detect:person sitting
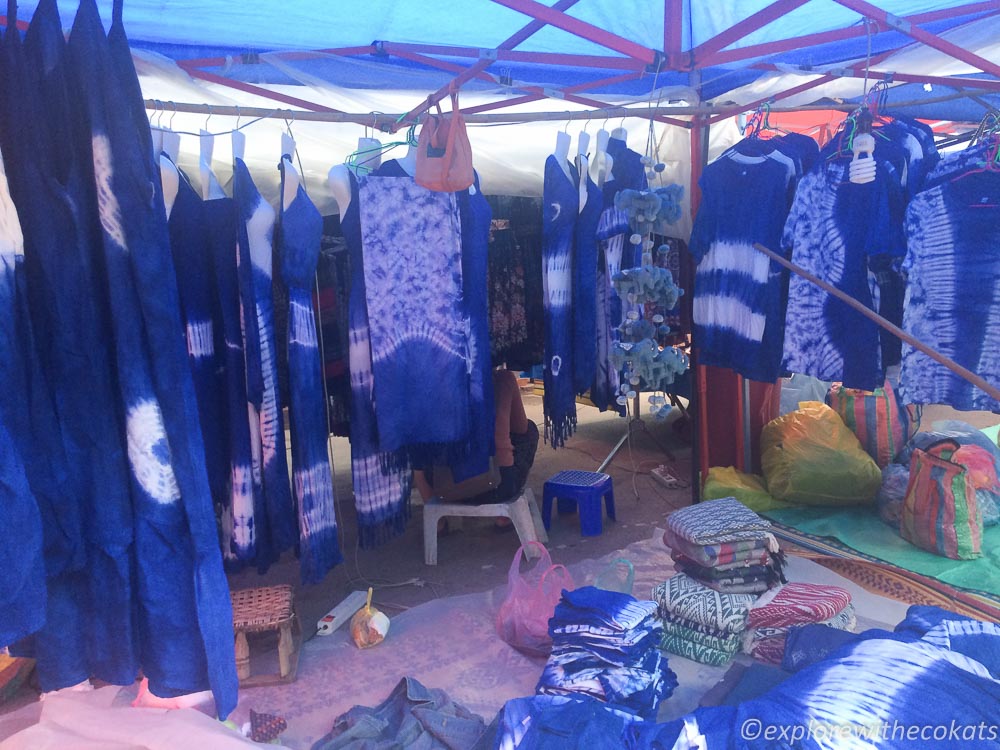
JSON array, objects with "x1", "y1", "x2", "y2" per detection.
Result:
[{"x1": 413, "y1": 368, "x2": 539, "y2": 529}]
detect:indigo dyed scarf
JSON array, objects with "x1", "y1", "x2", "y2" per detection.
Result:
[
  {"x1": 542, "y1": 155, "x2": 579, "y2": 446},
  {"x1": 204, "y1": 196, "x2": 260, "y2": 567},
  {"x1": 167, "y1": 168, "x2": 228, "y2": 507},
  {"x1": 358, "y1": 174, "x2": 470, "y2": 455},
  {"x1": 341, "y1": 169, "x2": 412, "y2": 547},
  {"x1": 68, "y1": 0, "x2": 238, "y2": 716},
  {"x1": 234, "y1": 159, "x2": 297, "y2": 569},
  {"x1": 277, "y1": 162, "x2": 343, "y2": 584}
]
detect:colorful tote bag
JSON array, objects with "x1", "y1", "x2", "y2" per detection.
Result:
[
  {"x1": 826, "y1": 380, "x2": 914, "y2": 468},
  {"x1": 900, "y1": 439, "x2": 983, "y2": 560}
]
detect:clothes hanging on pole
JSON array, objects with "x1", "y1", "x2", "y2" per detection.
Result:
[
  {"x1": 67, "y1": 0, "x2": 237, "y2": 715},
  {"x1": 358, "y1": 172, "x2": 471, "y2": 455},
  {"x1": 313, "y1": 218, "x2": 352, "y2": 438},
  {"x1": 485, "y1": 195, "x2": 544, "y2": 371},
  {"x1": 2, "y1": 1, "x2": 137, "y2": 690},
  {"x1": 233, "y1": 158, "x2": 297, "y2": 571},
  {"x1": 167, "y1": 165, "x2": 228, "y2": 508},
  {"x1": 900, "y1": 168, "x2": 1000, "y2": 412},
  {"x1": 276, "y1": 160, "x2": 343, "y2": 584},
  {"x1": 448, "y1": 173, "x2": 495, "y2": 482},
  {"x1": 542, "y1": 156, "x2": 579, "y2": 446},
  {"x1": 573, "y1": 155, "x2": 602, "y2": 396},
  {"x1": 341, "y1": 167, "x2": 413, "y2": 548},
  {"x1": 205, "y1": 194, "x2": 261, "y2": 567}
]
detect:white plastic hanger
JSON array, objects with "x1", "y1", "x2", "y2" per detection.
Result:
[
  {"x1": 280, "y1": 129, "x2": 300, "y2": 210},
  {"x1": 199, "y1": 124, "x2": 226, "y2": 200},
  {"x1": 231, "y1": 106, "x2": 246, "y2": 162}
]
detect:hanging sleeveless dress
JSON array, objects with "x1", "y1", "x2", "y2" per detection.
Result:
[
  {"x1": 542, "y1": 155, "x2": 579, "y2": 447},
  {"x1": 341, "y1": 167, "x2": 412, "y2": 547},
  {"x1": 167, "y1": 165, "x2": 228, "y2": 507},
  {"x1": 69, "y1": 0, "x2": 237, "y2": 716},
  {"x1": 277, "y1": 160, "x2": 343, "y2": 584},
  {"x1": 2, "y1": 1, "x2": 135, "y2": 689},
  {"x1": 0, "y1": 153, "x2": 46, "y2": 649},
  {"x1": 234, "y1": 159, "x2": 297, "y2": 572},
  {"x1": 573, "y1": 156, "x2": 602, "y2": 396},
  {"x1": 205, "y1": 194, "x2": 260, "y2": 565},
  {"x1": 449, "y1": 172, "x2": 495, "y2": 481}
]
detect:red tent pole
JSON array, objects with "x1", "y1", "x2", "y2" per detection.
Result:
[
  {"x1": 834, "y1": 0, "x2": 1000, "y2": 79},
  {"x1": 664, "y1": 0, "x2": 684, "y2": 69},
  {"x1": 175, "y1": 64, "x2": 342, "y2": 113},
  {"x1": 703, "y1": 1, "x2": 1000, "y2": 67},
  {"x1": 689, "y1": 114, "x2": 711, "y2": 496}
]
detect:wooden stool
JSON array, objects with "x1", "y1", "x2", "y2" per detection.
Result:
[
  {"x1": 422, "y1": 488, "x2": 548, "y2": 565},
  {"x1": 231, "y1": 584, "x2": 302, "y2": 686}
]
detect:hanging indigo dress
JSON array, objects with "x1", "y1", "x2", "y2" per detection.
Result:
[
  {"x1": 277, "y1": 160, "x2": 343, "y2": 584},
  {"x1": 542, "y1": 156, "x2": 578, "y2": 447},
  {"x1": 358, "y1": 170, "x2": 470, "y2": 455},
  {"x1": 2, "y1": 4, "x2": 135, "y2": 690},
  {"x1": 167, "y1": 165, "x2": 228, "y2": 507},
  {"x1": 573, "y1": 156, "x2": 602, "y2": 396},
  {"x1": 205, "y1": 194, "x2": 260, "y2": 566},
  {"x1": 69, "y1": 0, "x2": 237, "y2": 716},
  {"x1": 449, "y1": 173, "x2": 495, "y2": 481},
  {"x1": 0, "y1": 164, "x2": 46, "y2": 650},
  {"x1": 341, "y1": 168, "x2": 413, "y2": 547},
  {"x1": 234, "y1": 158, "x2": 297, "y2": 570}
]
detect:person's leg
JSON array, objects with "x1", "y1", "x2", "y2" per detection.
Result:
[{"x1": 509, "y1": 419, "x2": 539, "y2": 495}]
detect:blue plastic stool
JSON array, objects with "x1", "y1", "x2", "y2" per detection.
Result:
[{"x1": 542, "y1": 470, "x2": 615, "y2": 536}]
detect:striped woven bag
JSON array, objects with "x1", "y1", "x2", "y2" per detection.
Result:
[{"x1": 827, "y1": 380, "x2": 914, "y2": 468}]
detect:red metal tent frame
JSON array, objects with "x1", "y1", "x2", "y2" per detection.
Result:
[{"x1": 167, "y1": 0, "x2": 1000, "y2": 484}]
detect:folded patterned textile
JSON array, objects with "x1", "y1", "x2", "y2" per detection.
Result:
[
  {"x1": 748, "y1": 582, "x2": 852, "y2": 629},
  {"x1": 540, "y1": 587, "x2": 676, "y2": 719},
  {"x1": 663, "y1": 528, "x2": 777, "y2": 568},
  {"x1": 695, "y1": 578, "x2": 773, "y2": 595},
  {"x1": 662, "y1": 618, "x2": 742, "y2": 653},
  {"x1": 672, "y1": 553, "x2": 774, "y2": 580},
  {"x1": 743, "y1": 604, "x2": 857, "y2": 665},
  {"x1": 660, "y1": 631, "x2": 738, "y2": 666},
  {"x1": 665, "y1": 497, "x2": 774, "y2": 545},
  {"x1": 652, "y1": 574, "x2": 757, "y2": 634},
  {"x1": 663, "y1": 613, "x2": 746, "y2": 641},
  {"x1": 550, "y1": 587, "x2": 660, "y2": 633}
]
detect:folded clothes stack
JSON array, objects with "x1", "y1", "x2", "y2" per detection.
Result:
[
  {"x1": 536, "y1": 586, "x2": 677, "y2": 720},
  {"x1": 741, "y1": 582, "x2": 856, "y2": 664},
  {"x1": 652, "y1": 574, "x2": 756, "y2": 666},
  {"x1": 662, "y1": 497, "x2": 785, "y2": 595}
]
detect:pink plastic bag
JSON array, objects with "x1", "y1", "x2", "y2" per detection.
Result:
[{"x1": 495, "y1": 541, "x2": 574, "y2": 657}]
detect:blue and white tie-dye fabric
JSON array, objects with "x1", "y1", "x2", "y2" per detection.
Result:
[
  {"x1": 277, "y1": 162, "x2": 342, "y2": 584},
  {"x1": 689, "y1": 153, "x2": 793, "y2": 382},
  {"x1": 543, "y1": 155, "x2": 579, "y2": 447},
  {"x1": 781, "y1": 160, "x2": 905, "y2": 390},
  {"x1": 0, "y1": 166, "x2": 46, "y2": 649},
  {"x1": 358, "y1": 174, "x2": 471, "y2": 453},
  {"x1": 900, "y1": 171, "x2": 1000, "y2": 412},
  {"x1": 341, "y1": 168, "x2": 412, "y2": 548},
  {"x1": 167, "y1": 168, "x2": 228, "y2": 508},
  {"x1": 68, "y1": 0, "x2": 238, "y2": 716},
  {"x1": 234, "y1": 159, "x2": 297, "y2": 569},
  {"x1": 574, "y1": 160, "x2": 602, "y2": 395}
]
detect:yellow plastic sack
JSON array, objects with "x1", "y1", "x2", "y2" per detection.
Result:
[
  {"x1": 761, "y1": 401, "x2": 881, "y2": 506},
  {"x1": 702, "y1": 466, "x2": 792, "y2": 512}
]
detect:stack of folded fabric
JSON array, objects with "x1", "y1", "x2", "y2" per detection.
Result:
[
  {"x1": 663, "y1": 497, "x2": 785, "y2": 595},
  {"x1": 535, "y1": 586, "x2": 677, "y2": 720},
  {"x1": 652, "y1": 574, "x2": 756, "y2": 666},
  {"x1": 741, "y1": 582, "x2": 856, "y2": 665}
]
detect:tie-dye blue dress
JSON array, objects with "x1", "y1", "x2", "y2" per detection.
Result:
[{"x1": 277, "y1": 162, "x2": 343, "y2": 584}]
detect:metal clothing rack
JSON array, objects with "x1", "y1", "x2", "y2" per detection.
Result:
[{"x1": 595, "y1": 391, "x2": 676, "y2": 473}]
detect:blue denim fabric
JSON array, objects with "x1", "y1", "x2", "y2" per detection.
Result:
[{"x1": 312, "y1": 676, "x2": 486, "y2": 750}]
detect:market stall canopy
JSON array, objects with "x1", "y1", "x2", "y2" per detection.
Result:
[{"x1": 6, "y1": 0, "x2": 999, "y2": 212}]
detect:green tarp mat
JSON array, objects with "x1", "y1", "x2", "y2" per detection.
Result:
[{"x1": 764, "y1": 505, "x2": 1000, "y2": 597}]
